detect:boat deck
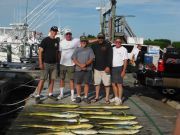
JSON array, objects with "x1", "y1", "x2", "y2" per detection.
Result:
[{"x1": 5, "y1": 74, "x2": 177, "y2": 135}]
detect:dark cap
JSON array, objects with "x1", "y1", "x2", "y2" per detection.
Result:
[
  {"x1": 97, "y1": 32, "x2": 105, "y2": 38},
  {"x1": 50, "y1": 26, "x2": 58, "y2": 32},
  {"x1": 80, "y1": 35, "x2": 88, "y2": 42}
]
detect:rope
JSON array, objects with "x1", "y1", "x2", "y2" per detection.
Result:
[
  {"x1": 0, "y1": 106, "x2": 24, "y2": 117},
  {"x1": 0, "y1": 95, "x2": 33, "y2": 106},
  {"x1": 5, "y1": 79, "x2": 35, "y2": 94},
  {"x1": 129, "y1": 97, "x2": 164, "y2": 135}
]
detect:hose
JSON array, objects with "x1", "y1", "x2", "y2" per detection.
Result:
[{"x1": 129, "y1": 97, "x2": 164, "y2": 135}]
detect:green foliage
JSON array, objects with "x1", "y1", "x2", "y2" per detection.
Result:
[
  {"x1": 144, "y1": 39, "x2": 172, "y2": 49},
  {"x1": 172, "y1": 42, "x2": 180, "y2": 49}
]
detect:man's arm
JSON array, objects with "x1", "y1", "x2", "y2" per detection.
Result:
[
  {"x1": 38, "y1": 47, "x2": 44, "y2": 69},
  {"x1": 121, "y1": 59, "x2": 127, "y2": 78},
  {"x1": 105, "y1": 44, "x2": 113, "y2": 73}
]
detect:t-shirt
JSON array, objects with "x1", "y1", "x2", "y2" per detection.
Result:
[
  {"x1": 59, "y1": 38, "x2": 80, "y2": 66},
  {"x1": 71, "y1": 47, "x2": 95, "y2": 71},
  {"x1": 39, "y1": 37, "x2": 59, "y2": 64},
  {"x1": 112, "y1": 46, "x2": 128, "y2": 67},
  {"x1": 91, "y1": 41, "x2": 112, "y2": 71},
  {"x1": 131, "y1": 47, "x2": 140, "y2": 61}
]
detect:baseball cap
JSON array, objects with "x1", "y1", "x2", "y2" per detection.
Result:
[
  {"x1": 97, "y1": 32, "x2": 105, "y2": 38},
  {"x1": 80, "y1": 35, "x2": 88, "y2": 42},
  {"x1": 64, "y1": 29, "x2": 72, "y2": 35},
  {"x1": 50, "y1": 26, "x2": 58, "y2": 32}
]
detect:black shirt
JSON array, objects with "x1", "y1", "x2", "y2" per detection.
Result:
[
  {"x1": 91, "y1": 41, "x2": 112, "y2": 71},
  {"x1": 39, "y1": 37, "x2": 59, "y2": 64}
]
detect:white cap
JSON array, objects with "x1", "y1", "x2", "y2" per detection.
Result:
[{"x1": 64, "y1": 29, "x2": 72, "y2": 34}]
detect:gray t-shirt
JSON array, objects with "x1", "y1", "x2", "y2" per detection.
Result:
[{"x1": 72, "y1": 47, "x2": 95, "y2": 71}]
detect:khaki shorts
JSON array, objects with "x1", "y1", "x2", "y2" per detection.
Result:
[
  {"x1": 60, "y1": 65, "x2": 75, "y2": 80},
  {"x1": 40, "y1": 63, "x2": 57, "y2": 80},
  {"x1": 94, "y1": 69, "x2": 111, "y2": 86}
]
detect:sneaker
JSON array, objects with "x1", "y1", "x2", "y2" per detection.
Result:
[
  {"x1": 71, "y1": 96, "x2": 76, "y2": 102},
  {"x1": 83, "y1": 98, "x2": 91, "y2": 104},
  {"x1": 48, "y1": 94, "x2": 58, "y2": 101},
  {"x1": 35, "y1": 96, "x2": 42, "y2": 104},
  {"x1": 110, "y1": 98, "x2": 115, "y2": 103},
  {"x1": 57, "y1": 94, "x2": 63, "y2": 100},
  {"x1": 75, "y1": 97, "x2": 81, "y2": 103},
  {"x1": 114, "y1": 98, "x2": 122, "y2": 106}
]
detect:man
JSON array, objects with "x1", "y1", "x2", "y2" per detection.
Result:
[
  {"x1": 72, "y1": 36, "x2": 95, "y2": 103},
  {"x1": 110, "y1": 37, "x2": 128, "y2": 105},
  {"x1": 57, "y1": 29, "x2": 80, "y2": 101},
  {"x1": 35, "y1": 26, "x2": 59, "y2": 103},
  {"x1": 91, "y1": 33, "x2": 112, "y2": 104},
  {"x1": 130, "y1": 44, "x2": 143, "y2": 67}
]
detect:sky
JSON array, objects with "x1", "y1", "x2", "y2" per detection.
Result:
[{"x1": 0, "y1": 0, "x2": 180, "y2": 41}]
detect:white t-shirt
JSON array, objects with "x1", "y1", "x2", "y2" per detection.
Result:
[
  {"x1": 59, "y1": 38, "x2": 80, "y2": 66},
  {"x1": 131, "y1": 47, "x2": 140, "y2": 61},
  {"x1": 112, "y1": 46, "x2": 128, "y2": 67}
]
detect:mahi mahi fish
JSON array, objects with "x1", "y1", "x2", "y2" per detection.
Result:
[
  {"x1": 101, "y1": 125, "x2": 143, "y2": 130},
  {"x1": 33, "y1": 104, "x2": 78, "y2": 108},
  {"x1": 46, "y1": 118, "x2": 89, "y2": 123},
  {"x1": 98, "y1": 121, "x2": 138, "y2": 125},
  {"x1": 38, "y1": 132, "x2": 75, "y2": 135},
  {"x1": 25, "y1": 112, "x2": 79, "y2": 118},
  {"x1": 98, "y1": 129, "x2": 140, "y2": 134},
  {"x1": 80, "y1": 105, "x2": 129, "y2": 109},
  {"x1": 71, "y1": 129, "x2": 98, "y2": 135},
  {"x1": 67, "y1": 110, "x2": 112, "y2": 115},
  {"x1": 84, "y1": 115, "x2": 136, "y2": 120},
  {"x1": 21, "y1": 123, "x2": 93, "y2": 130}
]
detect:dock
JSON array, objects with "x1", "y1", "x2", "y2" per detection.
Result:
[{"x1": 4, "y1": 74, "x2": 178, "y2": 135}]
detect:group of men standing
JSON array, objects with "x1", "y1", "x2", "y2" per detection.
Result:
[{"x1": 35, "y1": 26, "x2": 128, "y2": 105}]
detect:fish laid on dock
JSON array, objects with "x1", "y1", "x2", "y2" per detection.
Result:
[
  {"x1": 66, "y1": 110, "x2": 112, "y2": 115},
  {"x1": 98, "y1": 129, "x2": 140, "y2": 134},
  {"x1": 33, "y1": 104, "x2": 79, "y2": 108},
  {"x1": 101, "y1": 125, "x2": 143, "y2": 130},
  {"x1": 71, "y1": 129, "x2": 98, "y2": 135},
  {"x1": 21, "y1": 123, "x2": 93, "y2": 130},
  {"x1": 84, "y1": 115, "x2": 136, "y2": 120},
  {"x1": 79, "y1": 105, "x2": 129, "y2": 109},
  {"x1": 38, "y1": 132, "x2": 75, "y2": 135},
  {"x1": 98, "y1": 121, "x2": 138, "y2": 125},
  {"x1": 46, "y1": 118, "x2": 89, "y2": 123},
  {"x1": 25, "y1": 112, "x2": 79, "y2": 118}
]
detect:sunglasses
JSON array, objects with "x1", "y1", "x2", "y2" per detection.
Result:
[
  {"x1": 98, "y1": 37, "x2": 104, "y2": 39},
  {"x1": 115, "y1": 41, "x2": 122, "y2": 43}
]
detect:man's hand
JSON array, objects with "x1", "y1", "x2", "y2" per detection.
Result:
[
  {"x1": 121, "y1": 70, "x2": 126, "y2": 78},
  {"x1": 104, "y1": 67, "x2": 110, "y2": 73},
  {"x1": 79, "y1": 64, "x2": 86, "y2": 68},
  {"x1": 39, "y1": 63, "x2": 44, "y2": 70}
]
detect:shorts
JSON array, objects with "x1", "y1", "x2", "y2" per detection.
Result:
[
  {"x1": 94, "y1": 69, "x2": 111, "y2": 86},
  {"x1": 40, "y1": 63, "x2": 57, "y2": 80},
  {"x1": 111, "y1": 66, "x2": 123, "y2": 84},
  {"x1": 74, "y1": 71, "x2": 92, "y2": 84},
  {"x1": 60, "y1": 65, "x2": 75, "y2": 80}
]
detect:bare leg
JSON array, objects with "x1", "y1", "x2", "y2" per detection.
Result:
[
  {"x1": 112, "y1": 83, "x2": 118, "y2": 98},
  {"x1": 60, "y1": 79, "x2": 65, "y2": 88},
  {"x1": 117, "y1": 84, "x2": 123, "y2": 99},
  {"x1": 84, "y1": 84, "x2": 89, "y2": 97},
  {"x1": 70, "y1": 79, "x2": 74, "y2": 90},
  {"x1": 95, "y1": 85, "x2": 100, "y2": 99},
  {"x1": 76, "y1": 84, "x2": 81, "y2": 97},
  {"x1": 37, "y1": 80, "x2": 45, "y2": 95},
  {"x1": 105, "y1": 86, "x2": 110, "y2": 101},
  {"x1": 48, "y1": 79, "x2": 54, "y2": 94}
]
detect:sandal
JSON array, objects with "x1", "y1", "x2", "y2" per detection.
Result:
[
  {"x1": 105, "y1": 100, "x2": 110, "y2": 104},
  {"x1": 91, "y1": 98, "x2": 99, "y2": 103}
]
